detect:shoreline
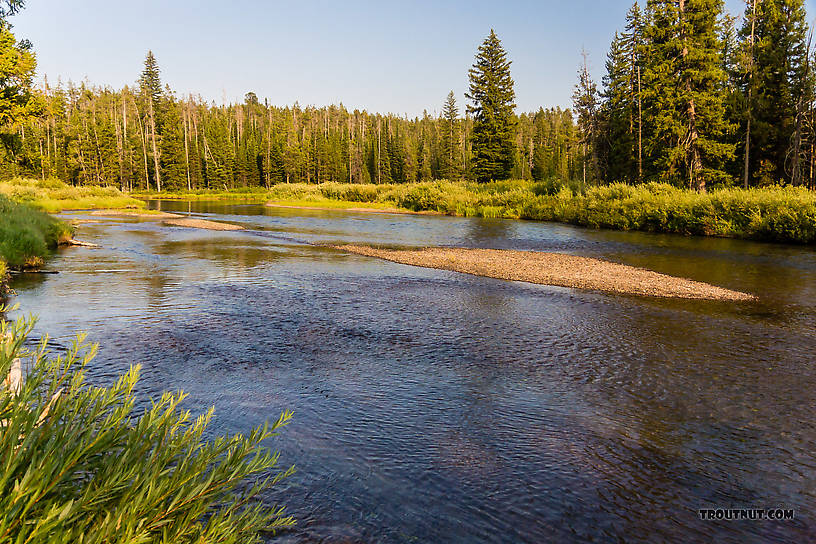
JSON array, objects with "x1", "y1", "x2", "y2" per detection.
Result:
[
  {"x1": 264, "y1": 201, "x2": 438, "y2": 215},
  {"x1": 128, "y1": 181, "x2": 816, "y2": 245},
  {"x1": 333, "y1": 245, "x2": 756, "y2": 301}
]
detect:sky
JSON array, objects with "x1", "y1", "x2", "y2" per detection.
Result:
[{"x1": 11, "y1": 0, "x2": 816, "y2": 117}]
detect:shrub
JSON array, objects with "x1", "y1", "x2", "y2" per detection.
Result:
[
  {"x1": 0, "y1": 195, "x2": 72, "y2": 268},
  {"x1": 0, "y1": 313, "x2": 294, "y2": 543}
]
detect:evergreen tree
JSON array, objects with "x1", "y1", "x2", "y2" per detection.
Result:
[
  {"x1": 573, "y1": 49, "x2": 600, "y2": 187},
  {"x1": 139, "y1": 50, "x2": 163, "y2": 190},
  {"x1": 439, "y1": 91, "x2": 461, "y2": 180},
  {"x1": 466, "y1": 29, "x2": 517, "y2": 181},
  {"x1": 602, "y1": 32, "x2": 636, "y2": 183},
  {"x1": 139, "y1": 51, "x2": 163, "y2": 115},
  {"x1": 160, "y1": 98, "x2": 187, "y2": 189},
  {"x1": 738, "y1": 0, "x2": 809, "y2": 185},
  {"x1": 642, "y1": 0, "x2": 734, "y2": 190}
]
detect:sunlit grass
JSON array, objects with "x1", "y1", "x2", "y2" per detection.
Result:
[
  {"x1": 0, "y1": 194, "x2": 72, "y2": 271},
  {"x1": 0, "y1": 178, "x2": 145, "y2": 212},
  {"x1": 116, "y1": 179, "x2": 816, "y2": 243},
  {"x1": 265, "y1": 197, "x2": 403, "y2": 211}
]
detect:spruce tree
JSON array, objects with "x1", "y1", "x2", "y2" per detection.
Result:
[
  {"x1": 139, "y1": 51, "x2": 162, "y2": 115},
  {"x1": 642, "y1": 0, "x2": 734, "y2": 190},
  {"x1": 602, "y1": 33, "x2": 635, "y2": 183},
  {"x1": 573, "y1": 49, "x2": 599, "y2": 187},
  {"x1": 439, "y1": 91, "x2": 461, "y2": 180},
  {"x1": 139, "y1": 51, "x2": 163, "y2": 190},
  {"x1": 466, "y1": 29, "x2": 517, "y2": 182},
  {"x1": 738, "y1": 0, "x2": 809, "y2": 185},
  {"x1": 160, "y1": 99, "x2": 187, "y2": 189}
]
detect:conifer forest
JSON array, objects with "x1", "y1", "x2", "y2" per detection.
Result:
[{"x1": 3, "y1": 1, "x2": 816, "y2": 193}]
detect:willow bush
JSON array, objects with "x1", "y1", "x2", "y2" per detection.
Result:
[{"x1": 0, "y1": 312, "x2": 294, "y2": 543}]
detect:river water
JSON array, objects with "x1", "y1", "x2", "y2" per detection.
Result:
[{"x1": 8, "y1": 201, "x2": 816, "y2": 543}]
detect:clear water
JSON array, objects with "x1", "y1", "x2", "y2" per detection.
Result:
[{"x1": 8, "y1": 201, "x2": 816, "y2": 543}]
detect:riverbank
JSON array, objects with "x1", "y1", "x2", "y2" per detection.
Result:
[
  {"x1": 134, "y1": 181, "x2": 816, "y2": 244},
  {"x1": 0, "y1": 194, "x2": 73, "y2": 293},
  {"x1": 0, "y1": 178, "x2": 144, "y2": 212},
  {"x1": 334, "y1": 245, "x2": 755, "y2": 301}
]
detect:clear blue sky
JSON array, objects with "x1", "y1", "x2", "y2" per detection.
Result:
[{"x1": 11, "y1": 0, "x2": 816, "y2": 116}]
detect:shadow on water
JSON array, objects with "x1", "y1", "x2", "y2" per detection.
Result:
[{"x1": 7, "y1": 200, "x2": 815, "y2": 543}]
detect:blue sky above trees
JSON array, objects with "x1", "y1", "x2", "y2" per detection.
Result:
[{"x1": 13, "y1": 0, "x2": 816, "y2": 115}]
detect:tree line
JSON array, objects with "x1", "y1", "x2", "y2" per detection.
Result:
[
  {"x1": 2, "y1": 1, "x2": 816, "y2": 191},
  {"x1": 576, "y1": 0, "x2": 816, "y2": 191},
  {"x1": 0, "y1": 36, "x2": 578, "y2": 190}
]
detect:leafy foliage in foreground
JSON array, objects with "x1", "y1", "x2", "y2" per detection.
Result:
[
  {"x1": 0, "y1": 313, "x2": 294, "y2": 543},
  {"x1": 0, "y1": 194, "x2": 71, "y2": 269}
]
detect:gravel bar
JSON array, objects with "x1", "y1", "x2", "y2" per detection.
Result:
[{"x1": 334, "y1": 245, "x2": 755, "y2": 301}]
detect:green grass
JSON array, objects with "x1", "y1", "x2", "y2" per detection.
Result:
[
  {"x1": 133, "y1": 186, "x2": 271, "y2": 202},
  {"x1": 265, "y1": 197, "x2": 403, "y2": 211},
  {"x1": 140, "y1": 180, "x2": 816, "y2": 244},
  {"x1": 1, "y1": 314, "x2": 294, "y2": 542},
  {"x1": 0, "y1": 194, "x2": 72, "y2": 272},
  {"x1": 0, "y1": 178, "x2": 145, "y2": 212}
]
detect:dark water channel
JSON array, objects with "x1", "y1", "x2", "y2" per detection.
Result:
[{"x1": 9, "y1": 201, "x2": 816, "y2": 543}]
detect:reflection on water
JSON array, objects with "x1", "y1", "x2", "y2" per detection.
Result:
[{"x1": 9, "y1": 201, "x2": 816, "y2": 543}]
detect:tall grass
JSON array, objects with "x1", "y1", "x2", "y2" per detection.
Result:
[
  {"x1": 0, "y1": 313, "x2": 294, "y2": 542},
  {"x1": 133, "y1": 180, "x2": 816, "y2": 244},
  {"x1": 0, "y1": 178, "x2": 144, "y2": 212},
  {"x1": 0, "y1": 194, "x2": 72, "y2": 270}
]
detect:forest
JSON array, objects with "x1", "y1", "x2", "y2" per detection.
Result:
[{"x1": 3, "y1": 1, "x2": 815, "y2": 194}]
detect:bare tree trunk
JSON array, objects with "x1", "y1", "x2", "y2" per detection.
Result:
[
  {"x1": 136, "y1": 111, "x2": 150, "y2": 191},
  {"x1": 679, "y1": 0, "x2": 704, "y2": 191},
  {"x1": 743, "y1": 0, "x2": 758, "y2": 188},
  {"x1": 38, "y1": 139, "x2": 45, "y2": 180},
  {"x1": 123, "y1": 95, "x2": 130, "y2": 191},
  {"x1": 148, "y1": 99, "x2": 161, "y2": 191},
  {"x1": 114, "y1": 104, "x2": 124, "y2": 191},
  {"x1": 183, "y1": 106, "x2": 191, "y2": 191},
  {"x1": 792, "y1": 24, "x2": 812, "y2": 186},
  {"x1": 637, "y1": 66, "x2": 643, "y2": 183}
]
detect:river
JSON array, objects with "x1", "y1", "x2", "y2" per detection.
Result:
[{"x1": 9, "y1": 201, "x2": 816, "y2": 543}]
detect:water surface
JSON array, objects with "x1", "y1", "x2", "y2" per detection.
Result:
[{"x1": 9, "y1": 201, "x2": 816, "y2": 543}]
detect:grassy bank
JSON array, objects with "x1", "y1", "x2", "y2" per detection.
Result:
[
  {"x1": 0, "y1": 178, "x2": 144, "y2": 212},
  {"x1": 138, "y1": 180, "x2": 816, "y2": 244},
  {"x1": 0, "y1": 194, "x2": 72, "y2": 272}
]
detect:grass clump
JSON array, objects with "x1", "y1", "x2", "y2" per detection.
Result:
[
  {"x1": 0, "y1": 178, "x2": 144, "y2": 212},
  {"x1": 0, "y1": 194, "x2": 72, "y2": 270},
  {"x1": 0, "y1": 312, "x2": 295, "y2": 543}
]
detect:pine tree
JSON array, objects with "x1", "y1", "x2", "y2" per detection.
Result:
[
  {"x1": 642, "y1": 0, "x2": 734, "y2": 190},
  {"x1": 738, "y1": 0, "x2": 809, "y2": 185},
  {"x1": 438, "y1": 91, "x2": 461, "y2": 180},
  {"x1": 139, "y1": 51, "x2": 163, "y2": 190},
  {"x1": 573, "y1": 49, "x2": 599, "y2": 187},
  {"x1": 466, "y1": 29, "x2": 517, "y2": 182},
  {"x1": 160, "y1": 98, "x2": 186, "y2": 189},
  {"x1": 602, "y1": 33, "x2": 636, "y2": 183}
]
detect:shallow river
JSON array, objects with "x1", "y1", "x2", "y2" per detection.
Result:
[{"x1": 9, "y1": 201, "x2": 816, "y2": 543}]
